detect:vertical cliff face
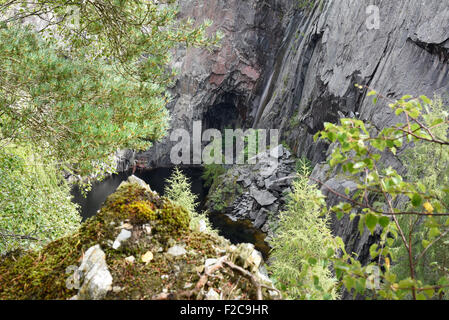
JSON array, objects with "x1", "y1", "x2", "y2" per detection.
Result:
[
  {"x1": 257, "y1": 0, "x2": 449, "y2": 161},
  {"x1": 253, "y1": 0, "x2": 449, "y2": 265},
  {"x1": 139, "y1": 0, "x2": 296, "y2": 167}
]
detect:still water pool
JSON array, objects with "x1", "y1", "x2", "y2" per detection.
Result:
[{"x1": 71, "y1": 167, "x2": 270, "y2": 258}]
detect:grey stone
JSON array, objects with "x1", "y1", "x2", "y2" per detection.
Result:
[
  {"x1": 264, "y1": 176, "x2": 277, "y2": 189},
  {"x1": 242, "y1": 178, "x2": 252, "y2": 188},
  {"x1": 249, "y1": 208, "x2": 259, "y2": 221},
  {"x1": 261, "y1": 224, "x2": 270, "y2": 233},
  {"x1": 77, "y1": 245, "x2": 113, "y2": 300},
  {"x1": 257, "y1": 179, "x2": 265, "y2": 188},
  {"x1": 167, "y1": 245, "x2": 187, "y2": 257},
  {"x1": 269, "y1": 145, "x2": 284, "y2": 159},
  {"x1": 259, "y1": 160, "x2": 279, "y2": 178},
  {"x1": 254, "y1": 209, "x2": 269, "y2": 229},
  {"x1": 127, "y1": 175, "x2": 151, "y2": 191},
  {"x1": 250, "y1": 187, "x2": 277, "y2": 207}
]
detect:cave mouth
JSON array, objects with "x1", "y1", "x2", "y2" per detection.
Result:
[
  {"x1": 203, "y1": 102, "x2": 240, "y2": 131},
  {"x1": 203, "y1": 93, "x2": 246, "y2": 131}
]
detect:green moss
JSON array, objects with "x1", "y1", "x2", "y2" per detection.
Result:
[
  {"x1": 98, "y1": 183, "x2": 190, "y2": 235},
  {"x1": 0, "y1": 182, "x2": 191, "y2": 299},
  {"x1": 0, "y1": 182, "x2": 269, "y2": 300},
  {"x1": 208, "y1": 174, "x2": 243, "y2": 213},
  {"x1": 0, "y1": 222, "x2": 100, "y2": 299}
]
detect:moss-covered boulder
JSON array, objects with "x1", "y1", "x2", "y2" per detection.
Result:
[{"x1": 0, "y1": 177, "x2": 280, "y2": 300}]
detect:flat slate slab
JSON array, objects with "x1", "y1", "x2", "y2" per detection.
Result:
[{"x1": 250, "y1": 186, "x2": 277, "y2": 207}]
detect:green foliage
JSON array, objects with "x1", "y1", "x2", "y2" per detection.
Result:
[
  {"x1": 295, "y1": 157, "x2": 312, "y2": 176},
  {"x1": 315, "y1": 86, "x2": 449, "y2": 300},
  {"x1": 269, "y1": 164, "x2": 341, "y2": 300},
  {"x1": 0, "y1": 25, "x2": 168, "y2": 177},
  {"x1": 165, "y1": 167, "x2": 214, "y2": 233},
  {"x1": 164, "y1": 167, "x2": 198, "y2": 215},
  {"x1": 1, "y1": 0, "x2": 222, "y2": 86},
  {"x1": 202, "y1": 164, "x2": 226, "y2": 188},
  {"x1": 392, "y1": 98, "x2": 449, "y2": 290},
  {"x1": 0, "y1": 1, "x2": 221, "y2": 178},
  {"x1": 0, "y1": 145, "x2": 81, "y2": 254},
  {"x1": 0, "y1": 1, "x2": 220, "y2": 253},
  {"x1": 297, "y1": 0, "x2": 315, "y2": 10},
  {"x1": 106, "y1": 182, "x2": 191, "y2": 235}
]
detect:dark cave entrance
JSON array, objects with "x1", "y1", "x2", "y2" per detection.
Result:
[{"x1": 202, "y1": 93, "x2": 246, "y2": 131}]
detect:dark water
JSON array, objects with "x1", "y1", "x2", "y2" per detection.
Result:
[
  {"x1": 71, "y1": 167, "x2": 270, "y2": 258},
  {"x1": 72, "y1": 167, "x2": 207, "y2": 220}
]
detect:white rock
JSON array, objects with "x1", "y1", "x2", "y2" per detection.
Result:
[
  {"x1": 125, "y1": 256, "x2": 136, "y2": 264},
  {"x1": 112, "y1": 286, "x2": 123, "y2": 293},
  {"x1": 77, "y1": 245, "x2": 113, "y2": 300},
  {"x1": 143, "y1": 224, "x2": 152, "y2": 235},
  {"x1": 205, "y1": 258, "x2": 218, "y2": 268},
  {"x1": 270, "y1": 145, "x2": 284, "y2": 159},
  {"x1": 198, "y1": 220, "x2": 207, "y2": 233},
  {"x1": 112, "y1": 229, "x2": 132, "y2": 249},
  {"x1": 167, "y1": 245, "x2": 187, "y2": 257},
  {"x1": 205, "y1": 288, "x2": 220, "y2": 300},
  {"x1": 248, "y1": 249, "x2": 263, "y2": 272}
]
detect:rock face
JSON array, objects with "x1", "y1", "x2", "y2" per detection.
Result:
[
  {"x1": 132, "y1": 0, "x2": 297, "y2": 167},
  {"x1": 205, "y1": 145, "x2": 297, "y2": 240},
  {"x1": 76, "y1": 245, "x2": 113, "y2": 300},
  {"x1": 188, "y1": 1, "x2": 449, "y2": 267},
  {"x1": 256, "y1": 0, "x2": 449, "y2": 164},
  {"x1": 252, "y1": 0, "x2": 449, "y2": 266}
]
